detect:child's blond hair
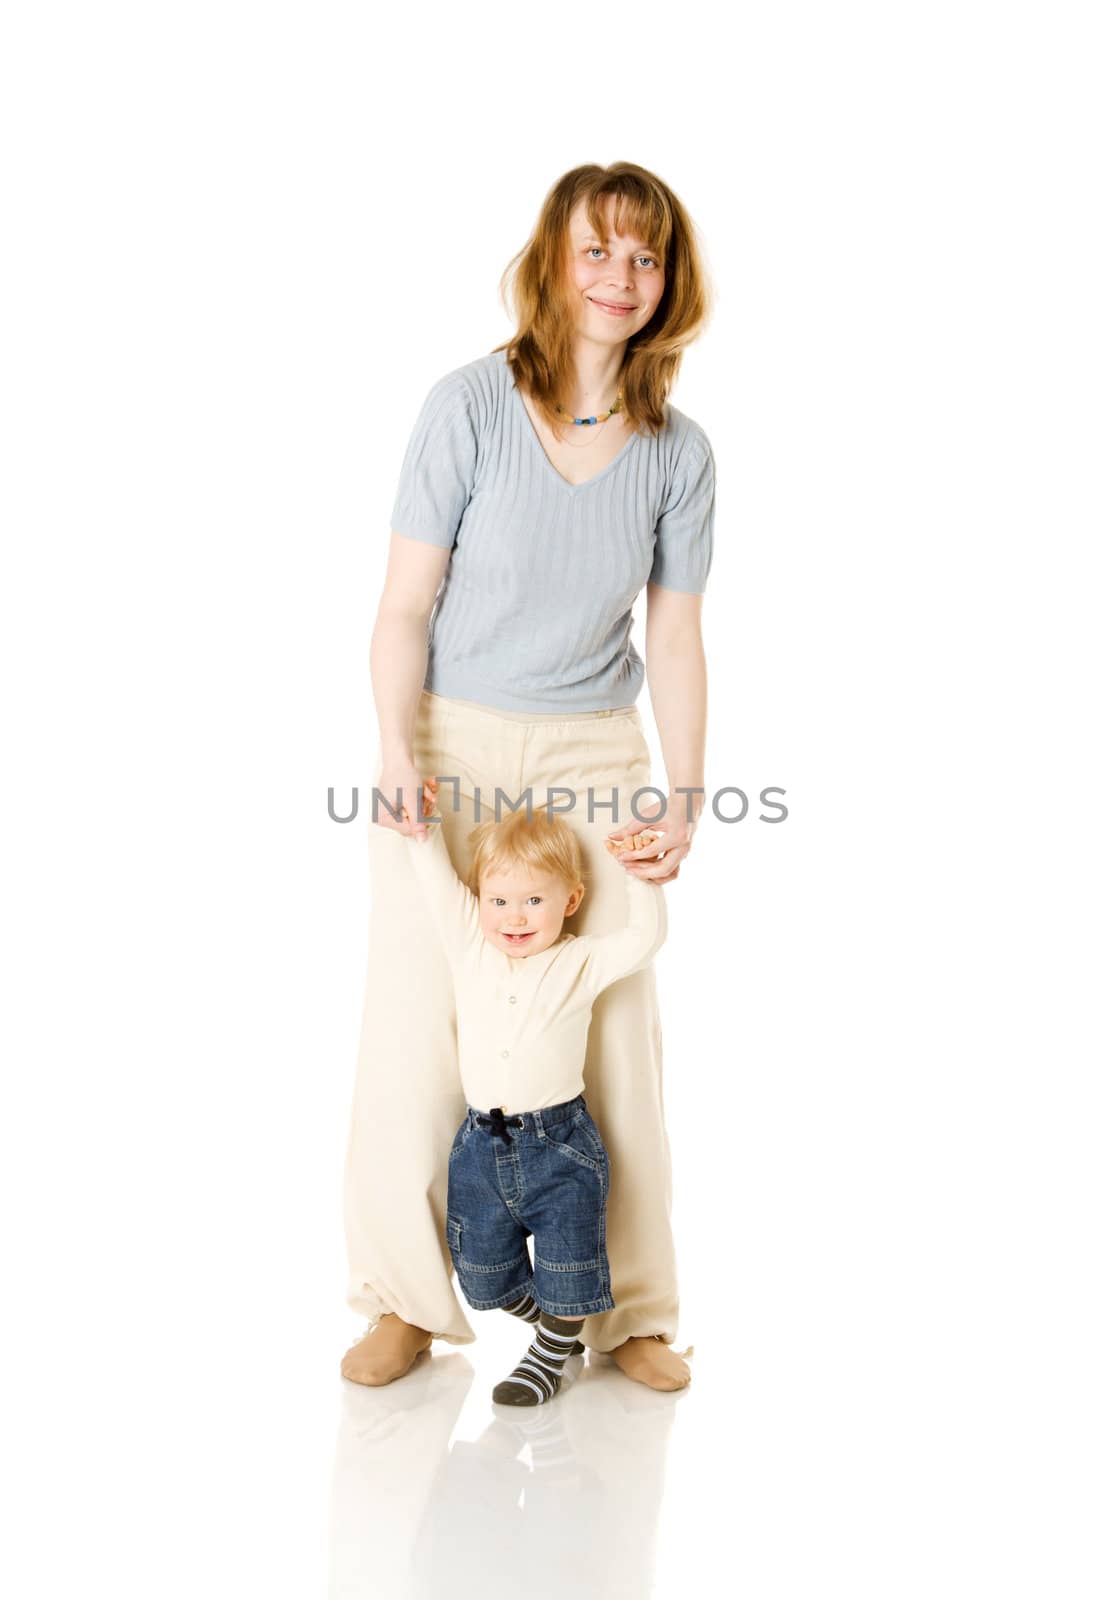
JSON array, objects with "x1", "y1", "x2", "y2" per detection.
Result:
[{"x1": 464, "y1": 808, "x2": 584, "y2": 899}]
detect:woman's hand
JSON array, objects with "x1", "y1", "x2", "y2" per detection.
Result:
[
  {"x1": 605, "y1": 793, "x2": 699, "y2": 884},
  {"x1": 374, "y1": 761, "x2": 439, "y2": 841},
  {"x1": 416, "y1": 779, "x2": 439, "y2": 825}
]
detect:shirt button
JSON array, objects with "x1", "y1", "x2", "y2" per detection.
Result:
[
  {"x1": 508, "y1": 996, "x2": 517, "y2": 1004},
  {"x1": 501, "y1": 1050, "x2": 509, "y2": 1058}
]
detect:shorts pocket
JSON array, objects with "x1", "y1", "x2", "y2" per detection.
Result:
[
  {"x1": 446, "y1": 1215, "x2": 463, "y2": 1256},
  {"x1": 448, "y1": 1122, "x2": 473, "y2": 1163},
  {"x1": 574, "y1": 1110, "x2": 607, "y2": 1166},
  {"x1": 543, "y1": 1113, "x2": 607, "y2": 1175}
]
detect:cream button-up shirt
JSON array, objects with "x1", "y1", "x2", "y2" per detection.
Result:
[{"x1": 408, "y1": 819, "x2": 668, "y2": 1114}]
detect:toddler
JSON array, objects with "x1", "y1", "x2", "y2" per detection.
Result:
[{"x1": 404, "y1": 779, "x2": 667, "y2": 1406}]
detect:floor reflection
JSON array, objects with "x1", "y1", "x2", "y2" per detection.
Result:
[{"x1": 330, "y1": 1343, "x2": 683, "y2": 1600}]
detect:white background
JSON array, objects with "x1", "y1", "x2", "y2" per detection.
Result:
[{"x1": 3, "y1": 3, "x2": 1104, "y2": 1596}]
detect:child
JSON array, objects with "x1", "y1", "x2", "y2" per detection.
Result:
[{"x1": 403, "y1": 779, "x2": 667, "y2": 1406}]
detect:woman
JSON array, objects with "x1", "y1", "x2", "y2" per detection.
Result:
[{"x1": 342, "y1": 161, "x2": 716, "y2": 1393}]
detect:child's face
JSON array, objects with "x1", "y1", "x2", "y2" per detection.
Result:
[{"x1": 477, "y1": 862, "x2": 584, "y2": 958}]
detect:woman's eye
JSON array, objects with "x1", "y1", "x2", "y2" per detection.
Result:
[{"x1": 587, "y1": 247, "x2": 657, "y2": 268}]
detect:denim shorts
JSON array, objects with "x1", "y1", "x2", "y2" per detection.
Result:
[{"x1": 445, "y1": 1094, "x2": 615, "y2": 1318}]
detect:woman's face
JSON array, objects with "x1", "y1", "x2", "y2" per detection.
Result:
[{"x1": 564, "y1": 195, "x2": 666, "y2": 347}]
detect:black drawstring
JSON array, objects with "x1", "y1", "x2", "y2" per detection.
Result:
[{"x1": 477, "y1": 1106, "x2": 521, "y2": 1145}]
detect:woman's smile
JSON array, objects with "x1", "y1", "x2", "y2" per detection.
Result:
[{"x1": 588, "y1": 296, "x2": 636, "y2": 317}]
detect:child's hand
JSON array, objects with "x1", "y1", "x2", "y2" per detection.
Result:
[{"x1": 401, "y1": 777, "x2": 439, "y2": 830}]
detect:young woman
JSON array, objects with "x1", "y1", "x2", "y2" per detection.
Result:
[{"x1": 342, "y1": 160, "x2": 717, "y2": 1393}]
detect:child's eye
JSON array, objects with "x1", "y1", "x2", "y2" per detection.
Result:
[{"x1": 527, "y1": 896, "x2": 542, "y2": 906}]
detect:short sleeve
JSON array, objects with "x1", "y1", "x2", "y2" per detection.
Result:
[
  {"x1": 389, "y1": 372, "x2": 479, "y2": 549},
  {"x1": 648, "y1": 435, "x2": 716, "y2": 594}
]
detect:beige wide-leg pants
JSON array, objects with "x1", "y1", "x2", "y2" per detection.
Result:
[{"x1": 343, "y1": 689, "x2": 679, "y2": 1354}]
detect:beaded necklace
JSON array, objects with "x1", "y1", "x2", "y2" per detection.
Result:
[{"x1": 554, "y1": 394, "x2": 624, "y2": 426}]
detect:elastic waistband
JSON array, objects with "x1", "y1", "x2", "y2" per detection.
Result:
[
  {"x1": 422, "y1": 691, "x2": 639, "y2": 727},
  {"x1": 464, "y1": 1094, "x2": 586, "y2": 1132}
]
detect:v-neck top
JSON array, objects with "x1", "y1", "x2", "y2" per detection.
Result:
[
  {"x1": 388, "y1": 347, "x2": 716, "y2": 713},
  {"x1": 408, "y1": 816, "x2": 667, "y2": 1113}
]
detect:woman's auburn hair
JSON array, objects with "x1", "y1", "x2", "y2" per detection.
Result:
[
  {"x1": 491, "y1": 161, "x2": 714, "y2": 437},
  {"x1": 465, "y1": 807, "x2": 585, "y2": 902}
]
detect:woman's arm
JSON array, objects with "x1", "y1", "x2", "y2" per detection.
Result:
[
  {"x1": 370, "y1": 532, "x2": 452, "y2": 837},
  {"x1": 609, "y1": 583, "x2": 707, "y2": 883}
]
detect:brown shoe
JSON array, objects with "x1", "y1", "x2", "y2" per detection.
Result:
[
  {"x1": 608, "y1": 1334, "x2": 694, "y2": 1391},
  {"x1": 340, "y1": 1313, "x2": 433, "y2": 1387}
]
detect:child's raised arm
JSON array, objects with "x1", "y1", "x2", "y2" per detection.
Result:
[
  {"x1": 404, "y1": 784, "x2": 483, "y2": 969},
  {"x1": 578, "y1": 833, "x2": 669, "y2": 994}
]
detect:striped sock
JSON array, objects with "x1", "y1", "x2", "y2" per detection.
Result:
[
  {"x1": 502, "y1": 1293, "x2": 584, "y2": 1354},
  {"x1": 502, "y1": 1291, "x2": 542, "y2": 1326},
  {"x1": 492, "y1": 1312, "x2": 585, "y2": 1406}
]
